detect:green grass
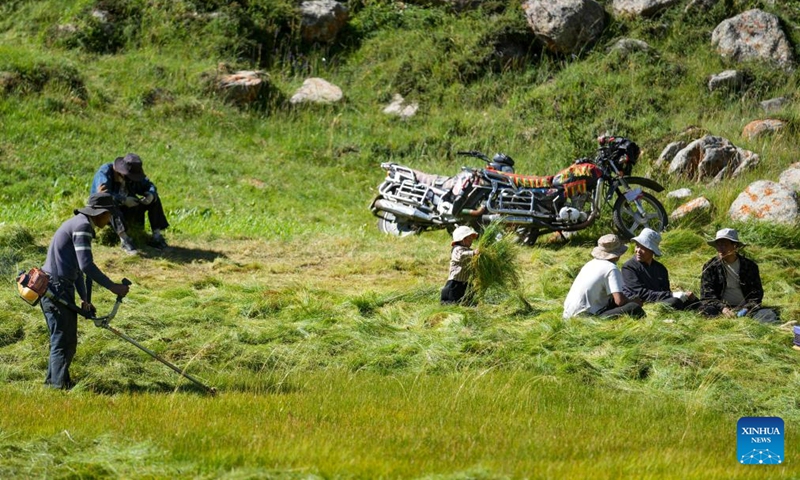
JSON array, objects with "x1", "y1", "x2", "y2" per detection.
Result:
[
  {"x1": 2, "y1": 0, "x2": 800, "y2": 476},
  {"x1": 0, "y1": 371, "x2": 795, "y2": 479}
]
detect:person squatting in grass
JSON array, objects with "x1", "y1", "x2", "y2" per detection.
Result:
[
  {"x1": 39, "y1": 193, "x2": 131, "y2": 389},
  {"x1": 441, "y1": 226, "x2": 480, "y2": 305},
  {"x1": 698, "y1": 228, "x2": 779, "y2": 323},
  {"x1": 90, "y1": 153, "x2": 170, "y2": 256},
  {"x1": 563, "y1": 233, "x2": 645, "y2": 319},
  {"x1": 621, "y1": 228, "x2": 699, "y2": 310}
]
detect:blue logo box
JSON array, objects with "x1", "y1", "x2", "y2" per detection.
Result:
[{"x1": 737, "y1": 417, "x2": 784, "y2": 465}]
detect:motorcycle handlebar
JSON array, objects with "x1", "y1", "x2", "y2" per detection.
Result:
[{"x1": 456, "y1": 150, "x2": 490, "y2": 162}]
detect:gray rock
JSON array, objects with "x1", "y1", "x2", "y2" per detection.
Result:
[
  {"x1": 521, "y1": 0, "x2": 605, "y2": 55},
  {"x1": 290, "y1": 77, "x2": 343, "y2": 104},
  {"x1": 656, "y1": 141, "x2": 686, "y2": 167},
  {"x1": 668, "y1": 135, "x2": 759, "y2": 181},
  {"x1": 729, "y1": 180, "x2": 799, "y2": 224},
  {"x1": 711, "y1": 9, "x2": 795, "y2": 69},
  {"x1": 779, "y1": 164, "x2": 800, "y2": 192},
  {"x1": 760, "y1": 97, "x2": 788, "y2": 113},
  {"x1": 607, "y1": 38, "x2": 652, "y2": 55},
  {"x1": 667, "y1": 188, "x2": 692, "y2": 199},
  {"x1": 300, "y1": 0, "x2": 349, "y2": 44},
  {"x1": 708, "y1": 70, "x2": 745, "y2": 92},
  {"x1": 612, "y1": 0, "x2": 680, "y2": 18},
  {"x1": 383, "y1": 94, "x2": 419, "y2": 119}
]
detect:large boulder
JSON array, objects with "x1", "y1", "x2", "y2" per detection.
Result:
[
  {"x1": 300, "y1": 0, "x2": 349, "y2": 44},
  {"x1": 667, "y1": 136, "x2": 759, "y2": 181},
  {"x1": 612, "y1": 0, "x2": 680, "y2": 18},
  {"x1": 711, "y1": 9, "x2": 795, "y2": 69},
  {"x1": 290, "y1": 77, "x2": 343, "y2": 104},
  {"x1": 729, "y1": 180, "x2": 799, "y2": 224},
  {"x1": 656, "y1": 141, "x2": 686, "y2": 167},
  {"x1": 521, "y1": 0, "x2": 605, "y2": 55}
]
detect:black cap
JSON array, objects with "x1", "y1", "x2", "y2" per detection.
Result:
[{"x1": 113, "y1": 153, "x2": 146, "y2": 181}]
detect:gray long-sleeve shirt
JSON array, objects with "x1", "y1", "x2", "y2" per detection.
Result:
[{"x1": 42, "y1": 213, "x2": 115, "y2": 301}]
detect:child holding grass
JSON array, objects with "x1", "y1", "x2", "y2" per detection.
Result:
[{"x1": 441, "y1": 226, "x2": 480, "y2": 305}]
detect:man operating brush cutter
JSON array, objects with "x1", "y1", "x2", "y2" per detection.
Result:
[{"x1": 16, "y1": 193, "x2": 215, "y2": 395}]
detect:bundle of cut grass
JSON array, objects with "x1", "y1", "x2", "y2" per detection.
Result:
[{"x1": 469, "y1": 221, "x2": 524, "y2": 302}]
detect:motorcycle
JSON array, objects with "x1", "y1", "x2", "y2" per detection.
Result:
[{"x1": 370, "y1": 136, "x2": 668, "y2": 245}]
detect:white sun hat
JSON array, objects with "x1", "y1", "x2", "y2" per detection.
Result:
[
  {"x1": 631, "y1": 228, "x2": 663, "y2": 257},
  {"x1": 451, "y1": 225, "x2": 479, "y2": 244}
]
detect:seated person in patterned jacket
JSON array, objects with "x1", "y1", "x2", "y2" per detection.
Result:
[
  {"x1": 621, "y1": 228, "x2": 698, "y2": 310},
  {"x1": 699, "y1": 228, "x2": 778, "y2": 323},
  {"x1": 90, "y1": 153, "x2": 169, "y2": 255}
]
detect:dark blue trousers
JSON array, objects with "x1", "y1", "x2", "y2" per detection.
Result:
[{"x1": 39, "y1": 283, "x2": 78, "y2": 389}]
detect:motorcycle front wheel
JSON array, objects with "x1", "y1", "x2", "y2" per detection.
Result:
[
  {"x1": 612, "y1": 191, "x2": 668, "y2": 240},
  {"x1": 377, "y1": 212, "x2": 419, "y2": 237}
]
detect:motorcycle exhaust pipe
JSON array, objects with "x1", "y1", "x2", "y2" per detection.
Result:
[
  {"x1": 373, "y1": 199, "x2": 433, "y2": 222},
  {"x1": 482, "y1": 214, "x2": 536, "y2": 225}
]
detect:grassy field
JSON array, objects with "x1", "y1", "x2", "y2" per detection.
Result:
[{"x1": 2, "y1": 0, "x2": 800, "y2": 477}]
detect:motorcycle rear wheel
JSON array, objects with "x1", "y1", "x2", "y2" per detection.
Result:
[
  {"x1": 377, "y1": 212, "x2": 419, "y2": 237},
  {"x1": 612, "y1": 191, "x2": 668, "y2": 240}
]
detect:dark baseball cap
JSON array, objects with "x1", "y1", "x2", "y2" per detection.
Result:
[{"x1": 113, "y1": 153, "x2": 146, "y2": 181}]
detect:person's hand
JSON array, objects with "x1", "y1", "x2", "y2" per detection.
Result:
[
  {"x1": 722, "y1": 307, "x2": 735, "y2": 317},
  {"x1": 139, "y1": 193, "x2": 155, "y2": 205},
  {"x1": 97, "y1": 184, "x2": 108, "y2": 193},
  {"x1": 110, "y1": 283, "x2": 130, "y2": 298},
  {"x1": 81, "y1": 301, "x2": 97, "y2": 316},
  {"x1": 686, "y1": 291, "x2": 698, "y2": 301},
  {"x1": 123, "y1": 196, "x2": 139, "y2": 207}
]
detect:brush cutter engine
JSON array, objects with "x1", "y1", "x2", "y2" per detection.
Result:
[{"x1": 16, "y1": 267, "x2": 49, "y2": 306}]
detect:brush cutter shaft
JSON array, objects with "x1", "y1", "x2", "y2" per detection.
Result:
[{"x1": 104, "y1": 325, "x2": 216, "y2": 395}]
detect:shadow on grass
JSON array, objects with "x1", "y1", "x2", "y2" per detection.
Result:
[{"x1": 145, "y1": 244, "x2": 228, "y2": 264}]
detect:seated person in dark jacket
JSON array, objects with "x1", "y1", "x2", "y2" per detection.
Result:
[
  {"x1": 621, "y1": 228, "x2": 698, "y2": 310},
  {"x1": 699, "y1": 228, "x2": 778, "y2": 323},
  {"x1": 90, "y1": 153, "x2": 169, "y2": 255}
]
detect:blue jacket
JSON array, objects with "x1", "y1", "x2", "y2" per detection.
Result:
[{"x1": 90, "y1": 163, "x2": 157, "y2": 204}]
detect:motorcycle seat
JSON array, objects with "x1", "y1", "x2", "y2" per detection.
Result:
[{"x1": 414, "y1": 170, "x2": 459, "y2": 191}]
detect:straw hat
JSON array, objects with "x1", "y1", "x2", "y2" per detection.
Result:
[
  {"x1": 631, "y1": 228, "x2": 662, "y2": 257},
  {"x1": 591, "y1": 234, "x2": 628, "y2": 260}
]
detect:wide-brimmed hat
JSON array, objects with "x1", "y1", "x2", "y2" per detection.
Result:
[
  {"x1": 631, "y1": 228, "x2": 662, "y2": 257},
  {"x1": 452, "y1": 225, "x2": 478, "y2": 244},
  {"x1": 591, "y1": 234, "x2": 629, "y2": 260},
  {"x1": 706, "y1": 228, "x2": 745, "y2": 247},
  {"x1": 75, "y1": 192, "x2": 116, "y2": 217},
  {"x1": 113, "y1": 153, "x2": 146, "y2": 181}
]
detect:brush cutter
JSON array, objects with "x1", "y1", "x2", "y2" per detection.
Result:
[{"x1": 20, "y1": 273, "x2": 217, "y2": 396}]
